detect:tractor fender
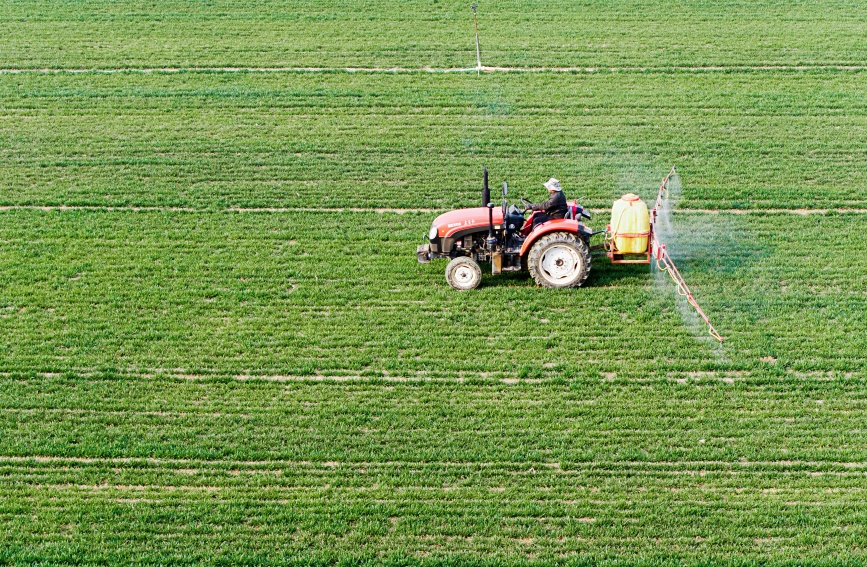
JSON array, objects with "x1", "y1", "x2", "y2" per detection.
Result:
[{"x1": 519, "y1": 219, "x2": 581, "y2": 257}]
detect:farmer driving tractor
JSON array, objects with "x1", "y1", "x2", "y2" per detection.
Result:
[{"x1": 527, "y1": 177, "x2": 568, "y2": 228}]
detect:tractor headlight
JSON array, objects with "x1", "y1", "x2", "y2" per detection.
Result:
[{"x1": 428, "y1": 225, "x2": 438, "y2": 240}]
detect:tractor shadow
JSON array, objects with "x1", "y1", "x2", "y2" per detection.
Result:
[
  {"x1": 584, "y1": 259, "x2": 652, "y2": 287},
  {"x1": 477, "y1": 259, "x2": 649, "y2": 289},
  {"x1": 478, "y1": 266, "x2": 532, "y2": 288}
]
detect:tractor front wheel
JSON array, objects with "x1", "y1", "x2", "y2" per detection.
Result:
[
  {"x1": 445, "y1": 256, "x2": 482, "y2": 290},
  {"x1": 527, "y1": 232, "x2": 591, "y2": 288}
]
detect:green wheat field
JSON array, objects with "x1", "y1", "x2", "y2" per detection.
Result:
[{"x1": 2, "y1": 1, "x2": 867, "y2": 565}]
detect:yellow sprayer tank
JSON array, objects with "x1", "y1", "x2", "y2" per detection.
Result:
[{"x1": 610, "y1": 193, "x2": 650, "y2": 254}]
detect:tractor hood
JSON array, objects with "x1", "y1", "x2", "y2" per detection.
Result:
[{"x1": 432, "y1": 207, "x2": 505, "y2": 238}]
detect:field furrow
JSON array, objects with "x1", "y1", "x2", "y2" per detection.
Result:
[
  {"x1": 2, "y1": 375, "x2": 867, "y2": 563},
  {"x1": 2, "y1": 1, "x2": 867, "y2": 70},
  {"x1": 0, "y1": 210, "x2": 865, "y2": 376},
  {"x1": 2, "y1": 71, "x2": 867, "y2": 210}
]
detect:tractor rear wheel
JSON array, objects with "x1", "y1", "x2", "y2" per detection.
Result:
[
  {"x1": 527, "y1": 232, "x2": 591, "y2": 288},
  {"x1": 445, "y1": 256, "x2": 482, "y2": 290}
]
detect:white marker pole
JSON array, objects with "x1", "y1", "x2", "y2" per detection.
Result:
[{"x1": 471, "y1": 5, "x2": 482, "y2": 74}]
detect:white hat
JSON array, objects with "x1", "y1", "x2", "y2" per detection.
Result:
[{"x1": 543, "y1": 178, "x2": 562, "y2": 192}]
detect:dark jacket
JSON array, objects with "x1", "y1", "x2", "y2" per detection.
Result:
[{"x1": 530, "y1": 191, "x2": 568, "y2": 219}]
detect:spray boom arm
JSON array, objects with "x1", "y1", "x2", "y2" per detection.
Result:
[{"x1": 650, "y1": 166, "x2": 724, "y2": 343}]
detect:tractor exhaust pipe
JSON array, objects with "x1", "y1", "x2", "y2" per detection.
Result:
[
  {"x1": 486, "y1": 202, "x2": 496, "y2": 250},
  {"x1": 482, "y1": 167, "x2": 490, "y2": 206}
]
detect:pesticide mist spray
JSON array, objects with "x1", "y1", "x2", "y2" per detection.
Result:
[{"x1": 652, "y1": 172, "x2": 727, "y2": 354}]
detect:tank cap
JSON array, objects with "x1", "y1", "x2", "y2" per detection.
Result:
[{"x1": 620, "y1": 193, "x2": 641, "y2": 202}]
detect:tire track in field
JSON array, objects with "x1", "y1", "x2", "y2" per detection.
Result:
[
  {"x1": 0, "y1": 369, "x2": 544, "y2": 384},
  {"x1": 2, "y1": 455, "x2": 865, "y2": 472},
  {"x1": 2, "y1": 65, "x2": 867, "y2": 74},
  {"x1": 2, "y1": 369, "x2": 858, "y2": 385},
  {"x1": 2, "y1": 205, "x2": 866, "y2": 215},
  {"x1": 0, "y1": 205, "x2": 437, "y2": 214}
]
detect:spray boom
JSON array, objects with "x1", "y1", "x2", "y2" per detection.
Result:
[{"x1": 649, "y1": 166, "x2": 724, "y2": 342}]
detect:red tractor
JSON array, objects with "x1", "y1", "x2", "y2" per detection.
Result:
[
  {"x1": 417, "y1": 168, "x2": 601, "y2": 290},
  {"x1": 417, "y1": 167, "x2": 724, "y2": 341}
]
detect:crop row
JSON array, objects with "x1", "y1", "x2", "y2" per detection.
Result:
[
  {"x1": 3, "y1": 0, "x2": 867, "y2": 70},
  {"x1": 2, "y1": 470, "x2": 866, "y2": 563},
  {"x1": 2, "y1": 373, "x2": 867, "y2": 563},
  {"x1": 4, "y1": 373, "x2": 867, "y2": 463},
  {"x1": 2, "y1": 71, "x2": 867, "y2": 210},
  {"x1": 0, "y1": 209, "x2": 864, "y2": 376}
]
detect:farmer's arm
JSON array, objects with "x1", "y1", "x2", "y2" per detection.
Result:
[{"x1": 529, "y1": 194, "x2": 556, "y2": 211}]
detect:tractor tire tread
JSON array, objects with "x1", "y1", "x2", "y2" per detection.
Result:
[{"x1": 527, "y1": 232, "x2": 591, "y2": 288}]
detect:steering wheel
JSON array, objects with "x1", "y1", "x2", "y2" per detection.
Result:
[{"x1": 520, "y1": 197, "x2": 532, "y2": 211}]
